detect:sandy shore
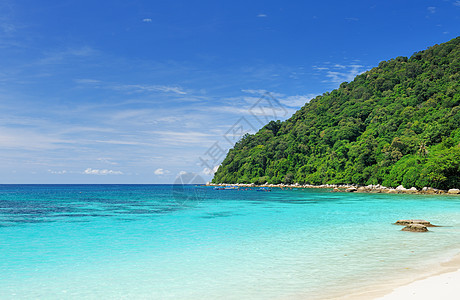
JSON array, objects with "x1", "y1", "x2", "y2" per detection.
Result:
[
  {"x1": 323, "y1": 251, "x2": 460, "y2": 300},
  {"x1": 375, "y1": 268, "x2": 460, "y2": 299},
  {"x1": 368, "y1": 252, "x2": 460, "y2": 300},
  {"x1": 374, "y1": 251, "x2": 460, "y2": 300}
]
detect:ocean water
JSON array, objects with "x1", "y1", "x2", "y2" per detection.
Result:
[{"x1": 1, "y1": 184, "x2": 460, "y2": 299}]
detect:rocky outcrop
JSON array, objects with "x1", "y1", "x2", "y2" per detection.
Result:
[
  {"x1": 394, "y1": 219, "x2": 436, "y2": 227},
  {"x1": 209, "y1": 183, "x2": 456, "y2": 196},
  {"x1": 401, "y1": 224, "x2": 428, "y2": 232}
]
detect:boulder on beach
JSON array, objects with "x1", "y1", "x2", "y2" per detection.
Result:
[
  {"x1": 448, "y1": 189, "x2": 460, "y2": 194},
  {"x1": 345, "y1": 187, "x2": 357, "y2": 193},
  {"x1": 406, "y1": 187, "x2": 418, "y2": 194},
  {"x1": 395, "y1": 219, "x2": 436, "y2": 227},
  {"x1": 401, "y1": 224, "x2": 428, "y2": 232},
  {"x1": 395, "y1": 185, "x2": 407, "y2": 191}
]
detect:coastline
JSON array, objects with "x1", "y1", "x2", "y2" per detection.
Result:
[
  {"x1": 297, "y1": 250, "x2": 460, "y2": 300},
  {"x1": 347, "y1": 251, "x2": 460, "y2": 300},
  {"x1": 207, "y1": 182, "x2": 460, "y2": 196},
  {"x1": 209, "y1": 183, "x2": 460, "y2": 299}
]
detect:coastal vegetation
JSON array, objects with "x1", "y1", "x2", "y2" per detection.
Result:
[{"x1": 213, "y1": 36, "x2": 460, "y2": 189}]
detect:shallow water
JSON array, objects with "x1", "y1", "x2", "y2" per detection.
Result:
[{"x1": 1, "y1": 184, "x2": 459, "y2": 299}]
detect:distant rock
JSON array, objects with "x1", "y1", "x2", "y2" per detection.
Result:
[
  {"x1": 448, "y1": 188, "x2": 460, "y2": 194},
  {"x1": 345, "y1": 187, "x2": 357, "y2": 192},
  {"x1": 395, "y1": 219, "x2": 436, "y2": 227},
  {"x1": 401, "y1": 224, "x2": 428, "y2": 232},
  {"x1": 387, "y1": 189, "x2": 398, "y2": 194},
  {"x1": 396, "y1": 185, "x2": 407, "y2": 191},
  {"x1": 421, "y1": 187, "x2": 436, "y2": 194}
]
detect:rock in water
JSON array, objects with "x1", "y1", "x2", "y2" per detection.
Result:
[
  {"x1": 401, "y1": 224, "x2": 428, "y2": 232},
  {"x1": 394, "y1": 219, "x2": 436, "y2": 227},
  {"x1": 345, "y1": 187, "x2": 357, "y2": 193},
  {"x1": 448, "y1": 189, "x2": 460, "y2": 194}
]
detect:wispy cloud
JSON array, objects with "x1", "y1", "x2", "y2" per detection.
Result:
[
  {"x1": 427, "y1": 6, "x2": 436, "y2": 14},
  {"x1": 75, "y1": 79, "x2": 187, "y2": 95},
  {"x1": 314, "y1": 63, "x2": 367, "y2": 85},
  {"x1": 74, "y1": 78, "x2": 101, "y2": 84},
  {"x1": 202, "y1": 165, "x2": 219, "y2": 175},
  {"x1": 0, "y1": 127, "x2": 74, "y2": 150},
  {"x1": 257, "y1": 13, "x2": 267, "y2": 18},
  {"x1": 83, "y1": 168, "x2": 123, "y2": 175},
  {"x1": 1, "y1": 22, "x2": 15, "y2": 34},
  {"x1": 455, "y1": 1, "x2": 460, "y2": 7},
  {"x1": 154, "y1": 168, "x2": 170, "y2": 175},
  {"x1": 38, "y1": 46, "x2": 97, "y2": 65},
  {"x1": 142, "y1": 18, "x2": 152, "y2": 22},
  {"x1": 48, "y1": 170, "x2": 68, "y2": 174},
  {"x1": 97, "y1": 158, "x2": 118, "y2": 165},
  {"x1": 241, "y1": 89, "x2": 315, "y2": 108},
  {"x1": 150, "y1": 130, "x2": 217, "y2": 145},
  {"x1": 278, "y1": 94, "x2": 316, "y2": 107}
]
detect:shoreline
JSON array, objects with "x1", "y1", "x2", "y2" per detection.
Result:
[
  {"x1": 309, "y1": 250, "x2": 460, "y2": 300},
  {"x1": 210, "y1": 182, "x2": 460, "y2": 299},
  {"x1": 357, "y1": 251, "x2": 460, "y2": 300},
  {"x1": 207, "y1": 182, "x2": 460, "y2": 196}
]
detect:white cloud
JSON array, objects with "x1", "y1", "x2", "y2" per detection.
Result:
[
  {"x1": 154, "y1": 168, "x2": 170, "y2": 175},
  {"x1": 257, "y1": 13, "x2": 267, "y2": 17},
  {"x1": 315, "y1": 63, "x2": 367, "y2": 85},
  {"x1": 313, "y1": 66, "x2": 329, "y2": 71},
  {"x1": 0, "y1": 127, "x2": 73, "y2": 150},
  {"x1": 150, "y1": 130, "x2": 217, "y2": 145},
  {"x1": 1, "y1": 23, "x2": 15, "y2": 34},
  {"x1": 83, "y1": 168, "x2": 123, "y2": 175},
  {"x1": 97, "y1": 158, "x2": 118, "y2": 165},
  {"x1": 75, "y1": 78, "x2": 101, "y2": 84},
  {"x1": 142, "y1": 18, "x2": 152, "y2": 22},
  {"x1": 113, "y1": 84, "x2": 174, "y2": 94},
  {"x1": 241, "y1": 89, "x2": 315, "y2": 108},
  {"x1": 48, "y1": 170, "x2": 68, "y2": 174},
  {"x1": 427, "y1": 6, "x2": 436, "y2": 13},
  {"x1": 78, "y1": 80, "x2": 188, "y2": 95},
  {"x1": 278, "y1": 94, "x2": 316, "y2": 107},
  {"x1": 153, "y1": 85, "x2": 187, "y2": 94},
  {"x1": 203, "y1": 165, "x2": 219, "y2": 175},
  {"x1": 38, "y1": 47, "x2": 97, "y2": 65},
  {"x1": 242, "y1": 89, "x2": 269, "y2": 95}
]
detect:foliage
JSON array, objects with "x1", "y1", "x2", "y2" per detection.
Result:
[{"x1": 213, "y1": 37, "x2": 460, "y2": 189}]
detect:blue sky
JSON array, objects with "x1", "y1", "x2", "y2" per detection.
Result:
[{"x1": 0, "y1": 0, "x2": 459, "y2": 183}]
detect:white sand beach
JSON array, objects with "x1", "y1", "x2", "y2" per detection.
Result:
[
  {"x1": 375, "y1": 268, "x2": 460, "y2": 299},
  {"x1": 374, "y1": 252, "x2": 460, "y2": 300},
  {"x1": 328, "y1": 252, "x2": 460, "y2": 300}
]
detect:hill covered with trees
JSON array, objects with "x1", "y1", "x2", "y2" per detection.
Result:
[{"x1": 212, "y1": 36, "x2": 460, "y2": 189}]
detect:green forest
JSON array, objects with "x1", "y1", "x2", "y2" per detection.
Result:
[{"x1": 212, "y1": 36, "x2": 460, "y2": 189}]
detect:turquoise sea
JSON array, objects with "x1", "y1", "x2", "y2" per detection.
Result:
[{"x1": 1, "y1": 184, "x2": 460, "y2": 299}]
